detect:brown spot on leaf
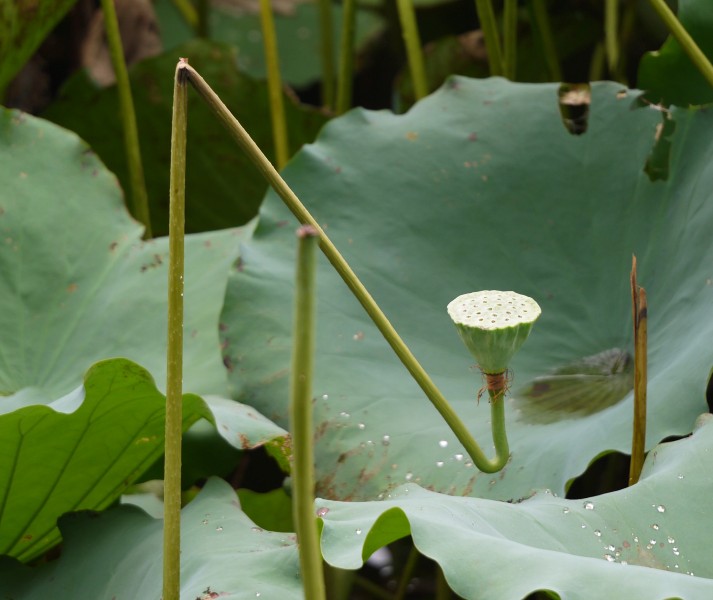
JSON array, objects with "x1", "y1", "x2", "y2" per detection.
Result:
[{"x1": 67, "y1": 283, "x2": 78, "y2": 293}]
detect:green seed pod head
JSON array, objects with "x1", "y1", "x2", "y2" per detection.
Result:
[{"x1": 447, "y1": 290, "x2": 541, "y2": 374}]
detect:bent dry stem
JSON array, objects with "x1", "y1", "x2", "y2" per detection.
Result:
[{"x1": 180, "y1": 62, "x2": 509, "y2": 474}]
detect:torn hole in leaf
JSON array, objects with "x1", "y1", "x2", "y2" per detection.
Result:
[
  {"x1": 644, "y1": 111, "x2": 676, "y2": 182},
  {"x1": 512, "y1": 348, "x2": 633, "y2": 425},
  {"x1": 566, "y1": 451, "x2": 630, "y2": 498},
  {"x1": 557, "y1": 83, "x2": 591, "y2": 135},
  {"x1": 706, "y1": 366, "x2": 713, "y2": 413}
]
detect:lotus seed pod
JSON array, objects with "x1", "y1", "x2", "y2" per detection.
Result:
[{"x1": 447, "y1": 291, "x2": 541, "y2": 374}]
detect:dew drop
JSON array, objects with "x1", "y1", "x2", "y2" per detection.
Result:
[
  {"x1": 606, "y1": 545, "x2": 616, "y2": 552},
  {"x1": 581, "y1": 524, "x2": 587, "y2": 529},
  {"x1": 322, "y1": 394, "x2": 329, "y2": 401},
  {"x1": 216, "y1": 526, "x2": 223, "y2": 532},
  {"x1": 355, "y1": 529, "x2": 362, "y2": 535},
  {"x1": 438, "y1": 440, "x2": 448, "y2": 448},
  {"x1": 358, "y1": 422, "x2": 366, "y2": 430},
  {"x1": 656, "y1": 505, "x2": 666, "y2": 513},
  {"x1": 604, "y1": 554, "x2": 616, "y2": 562},
  {"x1": 201, "y1": 519, "x2": 208, "y2": 525},
  {"x1": 562, "y1": 507, "x2": 570, "y2": 514},
  {"x1": 256, "y1": 593, "x2": 261, "y2": 597},
  {"x1": 405, "y1": 472, "x2": 413, "y2": 481},
  {"x1": 382, "y1": 435, "x2": 391, "y2": 446},
  {"x1": 454, "y1": 453, "x2": 464, "y2": 461},
  {"x1": 436, "y1": 461, "x2": 444, "y2": 468},
  {"x1": 673, "y1": 547, "x2": 680, "y2": 556},
  {"x1": 583, "y1": 501, "x2": 595, "y2": 510},
  {"x1": 651, "y1": 524, "x2": 660, "y2": 531},
  {"x1": 316, "y1": 507, "x2": 329, "y2": 517},
  {"x1": 633, "y1": 536, "x2": 639, "y2": 543},
  {"x1": 667, "y1": 536, "x2": 675, "y2": 544},
  {"x1": 594, "y1": 530, "x2": 601, "y2": 537},
  {"x1": 251, "y1": 526, "x2": 263, "y2": 533},
  {"x1": 464, "y1": 461, "x2": 473, "y2": 467},
  {"x1": 339, "y1": 411, "x2": 350, "y2": 418},
  {"x1": 677, "y1": 474, "x2": 685, "y2": 480}
]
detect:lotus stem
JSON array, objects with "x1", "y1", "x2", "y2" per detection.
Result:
[
  {"x1": 99, "y1": 0, "x2": 152, "y2": 238},
  {"x1": 527, "y1": 0, "x2": 562, "y2": 81},
  {"x1": 162, "y1": 58, "x2": 188, "y2": 600},
  {"x1": 182, "y1": 63, "x2": 510, "y2": 474},
  {"x1": 290, "y1": 225, "x2": 326, "y2": 600},
  {"x1": 474, "y1": 0, "x2": 503, "y2": 76},
  {"x1": 396, "y1": 0, "x2": 428, "y2": 100},
  {"x1": 336, "y1": 0, "x2": 357, "y2": 114},
  {"x1": 259, "y1": 0, "x2": 290, "y2": 169},
  {"x1": 629, "y1": 257, "x2": 647, "y2": 486},
  {"x1": 605, "y1": 0, "x2": 619, "y2": 75},
  {"x1": 646, "y1": 0, "x2": 713, "y2": 91},
  {"x1": 502, "y1": 0, "x2": 518, "y2": 79},
  {"x1": 318, "y1": 0, "x2": 336, "y2": 109}
]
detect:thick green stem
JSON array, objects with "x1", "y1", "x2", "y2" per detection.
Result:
[
  {"x1": 100, "y1": 0, "x2": 152, "y2": 238},
  {"x1": 647, "y1": 0, "x2": 713, "y2": 91},
  {"x1": 260, "y1": 0, "x2": 290, "y2": 169},
  {"x1": 396, "y1": 0, "x2": 428, "y2": 100},
  {"x1": 474, "y1": 0, "x2": 503, "y2": 76},
  {"x1": 502, "y1": 0, "x2": 518, "y2": 79},
  {"x1": 629, "y1": 258, "x2": 647, "y2": 486},
  {"x1": 290, "y1": 226, "x2": 326, "y2": 600},
  {"x1": 318, "y1": 0, "x2": 336, "y2": 109},
  {"x1": 527, "y1": 0, "x2": 562, "y2": 81},
  {"x1": 163, "y1": 59, "x2": 188, "y2": 600},
  {"x1": 605, "y1": 0, "x2": 619, "y2": 75},
  {"x1": 183, "y1": 64, "x2": 510, "y2": 474},
  {"x1": 336, "y1": 0, "x2": 357, "y2": 114}
]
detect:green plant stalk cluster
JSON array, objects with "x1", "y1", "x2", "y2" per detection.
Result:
[
  {"x1": 605, "y1": 0, "x2": 619, "y2": 74},
  {"x1": 259, "y1": 0, "x2": 290, "y2": 169},
  {"x1": 290, "y1": 226, "x2": 326, "y2": 600},
  {"x1": 647, "y1": 0, "x2": 713, "y2": 91},
  {"x1": 163, "y1": 60, "x2": 189, "y2": 600},
  {"x1": 99, "y1": 0, "x2": 152, "y2": 238},
  {"x1": 396, "y1": 0, "x2": 428, "y2": 100},
  {"x1": 181, "y1": 63, "x2": 508, "y2": 473},
  {"x1": 527, "y1": 0, "x2": 562, "y2": 81}
]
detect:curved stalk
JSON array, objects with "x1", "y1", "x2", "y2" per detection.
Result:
[
  {"x1": 163, "y1": 59, "x2": 189, "y2": 600},
  {"x1": 336, "y1": 0, "x2": 357, "y2": 114},
  {"x1": 100, "y1": 0, "x2": 152, "y2": 238},
  {"x1": 291, "y1": 226, "x2": 326, "y2": 600},
  {"x1": 182, "y1": 63, "x2": 510, "y2": 474},
  {"x1": 259, "y1": 0, "x2": 290, "y2": 169},
  {"x1": 647, "y1": 0, "x2": 713, "y2": 90},
  {"x1": 396, "y1": 0, "x2": 428, "y2": 100}
]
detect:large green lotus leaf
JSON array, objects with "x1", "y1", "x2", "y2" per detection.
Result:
[
  {"x1": 0, "y1": 478, "x2": 302, "y2": 599},
  {"x1": 638, "y1": 0, "x2": 713, "y2": 106},
  {"x1": 0, "y1": 358, "x2": 209, "y2": 562},
  {"x1": 318, "y1": 416, "x2": 713, "y2": 599},
  {"x1": 0, "y1": 0, "x2": 77, "y2": 94},
  {"x1": 0, "y1": 106, "x2": 240, "y2": 400},
  {"x1": 42, "y1": 40, "x2": 328, "y2": 236},
  {"x1": 221, "y1": 78, "x2": 713, "y2": 502}
]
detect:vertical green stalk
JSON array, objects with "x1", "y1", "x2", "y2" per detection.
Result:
[
  {"x1": 527, "y1": 0, "x2": 562, "y2": 81},
  {"x1": 183, "y1": 64, "x2": 510, "y2": 474},
  {"x1": 604, "y1": 0, "x2": 619, "y2": 74},
  {"x1": 629, "y1": 257, "x2": 647, "y2": 486},
  {"x1": 99, "y1": 0, "x2": 152, "y2": 238},
  {"x1": 170, "y1": 0, "x2": 198, "y2": 29},
  {"x1": 588, "y1": 41, "x2": 606, "y2": 82},
  {"x1": 259, "y1": 0, "x2": 290, "y2": 169},
  {"x1": 163, "y1": 59, "x2": 188, "y2": 600},
  {"x1": 396, "y1": 0, "x2": 428, "y2": 100},
  {"x1": 502, "y1": 0, "x2": 518, "y2": 79},
  {"x1": 647, "y1": 0, "x2": 713, "y2": 89},
  {"x1": 336, "y1": 0, "x2": 357, "y2": 114},
  {"x1": 290, "y1": 225, "x2": 326, "y2": 600},
  {"x1": 318, "y1": 0, "x2": 336, "y2": 109},
  {"x1": 394, "y1": 545, "x2": 420, "y2": 600},
  {"x1": 474, "y1": 0, "x2": 503, "y2": 76},
  {"x1": 196, "y1": 0, "x2": 209, "y2": 37}
]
